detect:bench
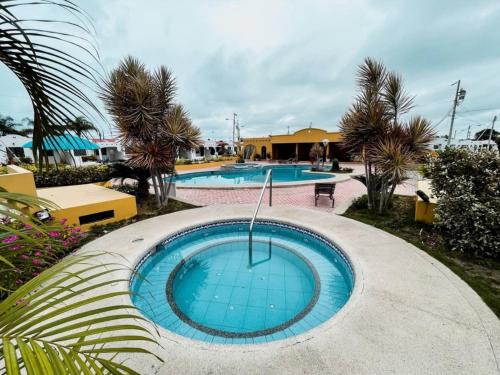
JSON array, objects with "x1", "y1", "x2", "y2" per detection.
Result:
[{"x1": 314, "y1": 183, "x2": 336, "y2": 207}]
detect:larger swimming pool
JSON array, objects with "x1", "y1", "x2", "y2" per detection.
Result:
[
  {"x1": 130, "y1": 220, "x2": 354, "y2": 344},
  {"x1": 174, "y1": 165, "x2": 334, "y2": 186}
]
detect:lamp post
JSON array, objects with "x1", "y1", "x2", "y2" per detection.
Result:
[{"x1": 321, "y1": 139, "x2": 329, "y2": 168}]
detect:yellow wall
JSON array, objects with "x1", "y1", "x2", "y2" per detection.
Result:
[
  {"x1": 414, "y1": 198, "x2": 436, "y2": 224},
  {"x1": 0, "y1": 165, "x2": 38, "y2": 196},
  {"x1": 414, "y1": 180, "x2": 437, "y2": 224},
  {"x1": 50, "y1": 195, "x2": 137, "y2": 231},
  {"x1": 241, "y1": 128, "x2": 343, "y2": 159},
  {"x1": 0, "y1": 165, "x2": 137, "y2": 231},
  {"x1": 176, "y1": 159, "x2": 235, "y2": 171}
]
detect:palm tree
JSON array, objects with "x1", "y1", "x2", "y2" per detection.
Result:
[
  {"x1": 340, "y1": 58, "x2": 434, "y2": 213},
  {"x1": 101, "y1": 57, "x2": 201, "y2": 207},
  {"x1": 65, "y1": 116, "x2": 97, "y2": 137},
  {"x1": 0, "y1": 115, "x2": 28, "y2": 137},
  {"x1": 309, "y1": 143, "x2": 323, "y2": 170},
  {"x1": 0, "y1": 1, "x2": 103, "y2": 169},
  {"x1": 0, "y1": 191, "x2": 161, "y2": 373}
]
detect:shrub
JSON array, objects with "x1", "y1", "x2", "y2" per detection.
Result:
[
  {"x1": 0, "y1": 217, "x2": 85, "y2": 294},
  {"x1": 112, "y1": 183, "x2": 138, "y2": 196},
  {"x1": 428, "y1": 148, "x2": 500, "y2": 258},
  {"x1": 19, "y1": 156, "x2": 33, "y2": 163},
  {"x1": 331, "y1": 158, "x2": 340, "y2": 171},
  {"x1": 33, "y1": 164, "x2": 110, "y2": 187},
  {"x1": 351, "y1": 195, "x2": 368, "y2": 209}
]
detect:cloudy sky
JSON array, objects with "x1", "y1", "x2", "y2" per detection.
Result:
[{"x1": 1, "y1": 0, "x2": 500, "y2": 141}]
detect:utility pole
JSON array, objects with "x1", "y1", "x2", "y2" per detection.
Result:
[
  {"x1": 487, "y1": 115, "x2": 497, "y2": 149},
  {"x1": 466, "y1": 125, "x2": 471, "y2": 140},
  {"x1": 232, "y1": 113, "x2": 237, "y2": 155},
  {"x1": 448, "y1": 80, "x2": 466, "y2": 146}
]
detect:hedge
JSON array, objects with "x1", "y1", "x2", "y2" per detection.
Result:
[{"x1": 428, "y1": 148, "x2": 499, "y2": 258}]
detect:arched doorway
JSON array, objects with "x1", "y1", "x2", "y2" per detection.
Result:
[{"x1": 261, "y1": 146, "x2": 267, "y2": 160}]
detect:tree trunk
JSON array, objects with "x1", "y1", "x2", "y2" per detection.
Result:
[
  {"x1": 137, "y1": 177, "x2": 150, "y2": 200},
  {"x1": 150, "y1": 167, "x2": 161, "y2": 208}
]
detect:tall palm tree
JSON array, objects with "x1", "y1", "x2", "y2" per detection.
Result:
[
  {"x1": 101, "y1": 57, "x2": 201, "y2": 207},
  {"x1": 0, "y1": 1, "x2": 103, "y2": 169},
  {"x1": 65, "y1": 116, "x2": 97, "y2": 137},
  {"x1": 340, "y1": 57, "x2": 434, "y2": 213}
]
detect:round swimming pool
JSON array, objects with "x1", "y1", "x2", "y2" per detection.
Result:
[
  {"x1": 174, "y1": 165, "x2": 334, "y2": 186},
  {"x1": 130, "y1": 220, "x2": 354, "y2": 344}
]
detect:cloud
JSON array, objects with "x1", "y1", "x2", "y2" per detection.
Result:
[{"x1": 1, "y1": 0, "x2": 499, "y2": 141}]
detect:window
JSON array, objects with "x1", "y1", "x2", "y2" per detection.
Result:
[
  {"x1": 73, "y1": 149, "x2": 87, "y2": 156},
  {"x1": 433, "y1": 145, "x2": 439, "y2": 150},
  {"x1": 79, "y1": 210, "x2": 115, "y2": 225}
]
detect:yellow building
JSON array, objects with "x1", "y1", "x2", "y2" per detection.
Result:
[
  {"x1": 240, "y1": 127, "x2": 349, "y2": 161},
  {"x1": 0, "y1": 165, "x2": 137, "y2": 231}
]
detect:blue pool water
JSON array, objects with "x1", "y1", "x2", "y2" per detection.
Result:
[
  {"x1": 131, "y1": 220, "x2": 354, "y2": 344},
  {"x1": 174, "y1": 165, "x2": 333, "y2": 186}
]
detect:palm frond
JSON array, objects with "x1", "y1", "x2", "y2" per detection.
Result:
[
  {"x1": 0, "y1": 0, "x2": 104, "y2": 169},
  {"x1": 382, "y1": 72, "x2": 415, "y2": 123},
  {"x1": 0, "y1": 253, "x2": 162, "y2": 374}
]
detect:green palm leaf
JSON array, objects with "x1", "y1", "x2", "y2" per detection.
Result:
[
  {"x1": 0, "y1": 1, "x2": 104, "y2": 169},
  {"x1": 0, "y1": 253, "x2": 163, "y2": 374}
]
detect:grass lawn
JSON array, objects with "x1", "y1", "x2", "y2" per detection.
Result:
[{"x1": 343, "y1": 195, "x2": 500, "y2": 318}]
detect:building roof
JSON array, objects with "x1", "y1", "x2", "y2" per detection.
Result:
[{"x1": 23, "y1": 134, "x2": 99, "y2": 151}]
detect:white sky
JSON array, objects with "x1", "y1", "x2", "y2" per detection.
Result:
[{"x1": 1, "y1": 0, "x2": 499, "y2": 141}]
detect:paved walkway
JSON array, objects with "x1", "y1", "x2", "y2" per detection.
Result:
[
  {"x1": 176, "y1": 166, "x2": 417, "y2": 214},
  {"x1": 78, "y1": 205, "x2": 500, "y2": 374}
]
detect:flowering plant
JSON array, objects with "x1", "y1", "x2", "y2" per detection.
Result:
[{"x1": 0, "y1": 217, "x2": 86, "y2": 294}]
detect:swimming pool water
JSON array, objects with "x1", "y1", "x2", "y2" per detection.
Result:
[
  {"x1": 174, "y1": 165, "x2": 333, "y2": 186},
  {"x1": 131, "y1": 220, "x2": 354, "y2": 344}
]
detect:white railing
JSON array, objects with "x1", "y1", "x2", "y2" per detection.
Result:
[{"x1": 248, "y1": 169, "x2": 272, "y2": 265}]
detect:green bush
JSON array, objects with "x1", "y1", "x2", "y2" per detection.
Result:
[
  {"x1": 428, "y1": 148, "x2": 500, "y2": 258},
  {"x1": 33, "y1": 164, "x2": 110, "y2": 187},
  {"x1": 351, "y1": 195, "x2": 368, "y2": 209},
  {"x1": 331, "y1": 158, "x2": 340, "y2": 171}
]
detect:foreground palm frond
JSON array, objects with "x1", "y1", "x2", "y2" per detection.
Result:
[
  {"x1": 0, "y1": 0, "x2": 103, "y2": 169},
  {"x1": 0, "y1": 253, "x2": 162, "y2": 375}
]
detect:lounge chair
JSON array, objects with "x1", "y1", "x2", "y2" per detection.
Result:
[{"x1": 315, "y1": 183, "x2": 336, "y2": 207}]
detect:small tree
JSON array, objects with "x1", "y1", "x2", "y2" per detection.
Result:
[
  {"x1": 428, "y1": 148, "x2": 499, "y2": 258},
  {"x1": 309, "y1": 143, "x2": 323, "y2": 170},
  {"x1": 340, "y1": 57, "x2": 434, "y2": 213},
  {"x1": 101, "y1": 57, "x2": 201, "y2": 207}
]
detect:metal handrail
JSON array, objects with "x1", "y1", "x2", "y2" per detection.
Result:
[{"x1": 248, "y1": 169, "x2": 272, "y2": 265}]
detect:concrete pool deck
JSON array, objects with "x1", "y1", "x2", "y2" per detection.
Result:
[{"x1": 77, "y1": 205, "x2": 500, "y2": 374}]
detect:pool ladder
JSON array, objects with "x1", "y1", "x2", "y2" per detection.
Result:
[{"x1": 248, "y1": 169, "x2": 272, "y2": 265}]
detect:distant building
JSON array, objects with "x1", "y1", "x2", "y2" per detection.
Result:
[
  {"x1": 240, "y1": 127, "x2": 348, "y2": 161},
  {"x1": 0, "y1": 134, "x2": 128, "y2": 165},
  {"x1": 0, "y1": 134, "x2": 33, "y2": 163},
  {"x1": 91, "y1": 138, "x2": 126, "y2": 162},
  {"x1": 430, "y1": 136, "x2": 497, "y2": 151}
]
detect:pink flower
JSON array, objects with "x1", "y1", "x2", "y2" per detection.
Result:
[
  {"x1": 60, "y1": 218, "x2": 67, "y2": 225},
  {"x1": 20, "y1": 254, "x2": 29, "y2": 260},
  {"x1": 15, "y1": 299, "x2": 24, "y2": 306},
  {"x1": 15, "y1": 279, "x2": 23, "y2": 285},
  {"x1": 32, "y1": 271, "x2": 40, "y2": 277},
  {"x1": 48, "y1": 231, "x2": 60, "y2": 238},
  {"x1": 2, "y1": 235, "x2": 18, "y2": 244},
  {"x1": 71, "y1": 227, "x2": 81, "y2": 234},
  {"x1": 32, "y1": 258, "x2": 42, "y2": 266},
  {"x1": 24, "y1": 224, "x2": 33, "y2": 230},
  {"x1": 34, "y1": 251, "x2": 42, "y2": 257},
  {"x1": 10, "y1": 245, "x2": 22, "y2": 251}
]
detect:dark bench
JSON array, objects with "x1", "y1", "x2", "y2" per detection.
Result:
[{"x1": 315, "y1": 183, "x2": 336, "y2": 207}]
